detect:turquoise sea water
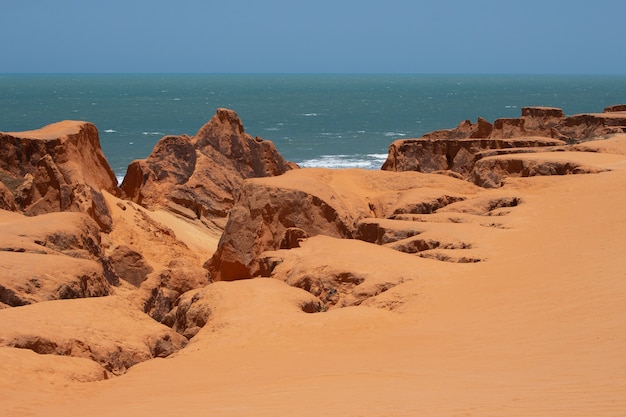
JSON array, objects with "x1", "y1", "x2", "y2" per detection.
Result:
[{"x1": 1, "y1": 74, "x2": 625, "y2": 179}]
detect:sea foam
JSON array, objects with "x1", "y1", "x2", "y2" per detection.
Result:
[{"x1": 298, "y1": 153, "x2": 388, "y2": 170}]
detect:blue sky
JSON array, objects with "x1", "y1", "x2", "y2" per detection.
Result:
[{"x1": 2, "y1": 0, "x2": 625, "y2": 74}]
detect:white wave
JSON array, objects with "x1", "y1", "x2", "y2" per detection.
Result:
[
  {"x1": 116, "y1": 175, "x2": 125, "y2": 185},
  {"x1": 265, "y1": 127, "x2": 280, "y2": 131},
  {"x1": 103, "y1": 129, "x2": 116, "y2": 133},
  {"x1": 300, "y1": 113, "x2": 319, "y2": 117},
  {"x1": 142, "y1": 131, "x2": 163, "y2": 136},
  {"x1": 384, "y1": 132, "x2": 407, "y2": 137},
  {"x1": 298, "y1": 153, "x2": 388, "y2": 170}
]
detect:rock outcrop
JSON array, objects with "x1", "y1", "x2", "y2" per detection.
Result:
[
  {"x1": 604, "y1": 104, "x2": 626, "y2": 113},
  {"x1": 0, "y1": 121, "x2": 120, "y2": 231},
  {"x1": 470, "y1": 153, "x2": 609, "y2": 188},
  {"x1": 165, "y1": 279, "x2": 324, "y2": 340},
  {"x1": 205, "y1": 168, "x2": 536, "y2": 310},
  {"x1": 0, "y1": 296, "x2": 187, "y2": 376},
  {"x1": 100, "y1": 192, "x2": 213, "y2": 325},
  {"x1": 120, "y1": 108, "x2": 297, "y2": 224},
  {"x1": 0, "y1": 210, "x2": 114, "y2": 306},
  {"x1": 382, "y1": 106, "x2": 626, "y2": 186},
  {"x1": 0, "y1": 346, "x2": 109, "y2": 384},
  {"x1": 206, "y1": 169, "x2": 481, "y2": 282}
]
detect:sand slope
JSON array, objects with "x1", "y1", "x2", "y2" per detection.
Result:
[{"x1": 2, "y1": 143, "x2": 626, "y2": 416}]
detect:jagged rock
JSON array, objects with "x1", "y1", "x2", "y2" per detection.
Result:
[
  {"x1": 382, "y1": 106, "x2": 626, "y2": 184},
  {"x1": 206, "y1": 169, "x2": 479, "y2": 281},
  {"x1": 143, "y1": 260, "x2": 211, "y2": 324},
  {"x1": 0, "y1": 121, "x2": 120, "y2": 231},
  {"x1": 120, "y1": 108, "x2": 297, "y2": 222},
  {"x1": 382, "y1": 137, "x2": 564, "y2": 174},
  {"x1": 492, "y1": 107, "x2": 565, "y2": 138},
  {"x1": 0, "y1": 296, "x2": 187, "y2": 376}
]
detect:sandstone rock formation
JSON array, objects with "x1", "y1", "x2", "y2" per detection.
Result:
[
  {"x1": 0, "y1": 296, "x2": 187, "y2": 376},
  {"x1": 0, "y1": 346, "x2": 109, "y2": 384},
  {"x1": 165, "y1": 278, "x2": 324, "y2": 340},
  {"x1": 100, "y1": 192, "x2": 213, "y2": 324},
  {"x1": 470, "y1": 152, "x2": 609, "y2": 188},
  {"x1": 4, "y1": 107, "x2": 626, "y2": 415},
  {"x1": 206, "y1": 168, "x2": 484, "y2": 282},
  {"x1": 0, "y1": 210, "x2": 114, "y2": 306},
  {"x1": 0, "y1": 121, "x2": 120, "y2": 231},
  {"x1": 382, "y1": 106, "x2": 626, "y2": 186},
  {"x1": 605, "y1": 104, "x2": 626, "y2": 112},
  {"x1": 205, "y1": 166, "x2": 544, "y2": 311},
  {"x1": 120, "y1": 108, "x2": 297, "y2": 224}
]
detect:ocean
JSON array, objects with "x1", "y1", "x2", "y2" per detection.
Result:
[{"x1": 1, "y1": 74, "x2": 625, "y2": 181}]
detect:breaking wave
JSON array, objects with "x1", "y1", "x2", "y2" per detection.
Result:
[{"x1": 297, "y1": 153, "x2": 388, "y2": 170}]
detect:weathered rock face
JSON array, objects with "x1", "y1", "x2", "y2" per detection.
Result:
[
  {"x1": 0, "y1": 210, "x2": 114, "y2": 306},
  {"x1": 205, "y1": 167, "x2": 539, "y2": 311},
  {"x1": 0, "y1": 347, "x2": 109, "y2": 384},
  {"x1": 107, "y1": 245, "x2": 153, "y2": 288},
  {"x1": 470, "y1": 153, "x2": 609, "y2": 188},
  {"x1": 206, "y1": 169, "x2": 480, "y2": 281},
  {"x1": 121, "y1": 108, "x2": 297, "y2": 223},
  {"x1": 0, "y1": 121, "x2": 120, "y2": 231},
  {"x1": 0, "y1": 296, "x2": 187, "y2": 376},
  {"x1": 604, "y1": 104, "x2": 626, "y2": 112},
  {"x1": 0, "y1": 181, "x2": 16, "y2": 211},
  {"x1": 382, "y1": 137, "x2": 565, "y2": 175},
  {"x1": 382, "y1": 106, "x2": 626, "y2": 184},
  {"x1": 165, "y1": 279, "x2": 324, "y2": 340},
  {"x1": 143, "y1": 259, "x2": 211, "y2": 324}
]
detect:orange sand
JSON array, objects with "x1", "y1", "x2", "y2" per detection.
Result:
[{"x1": 2, "y1": 144, "x2": 626, "y2": 416}]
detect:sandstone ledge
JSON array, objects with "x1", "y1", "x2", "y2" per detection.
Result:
[{"x1": 382, "y1": 105, "x2": 626, "y2": 186}]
